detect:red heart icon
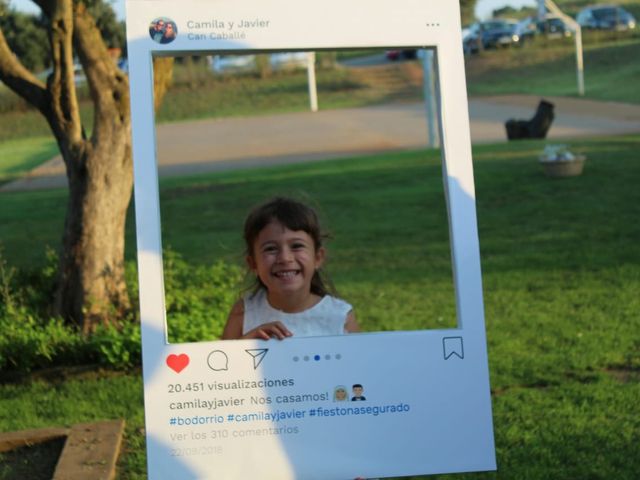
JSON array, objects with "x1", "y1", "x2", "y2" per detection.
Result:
[{"x1": 166, "y1": 354, "x2": 189, "y2": 373}]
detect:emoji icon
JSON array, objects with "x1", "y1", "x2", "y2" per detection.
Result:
[
  {"x1": 334, "y1": 385, "x2": 348, "y2": 402},
  {"x1": 351, "y1": 384, "x2": 366, "y2": 401},
  {"x1": 166, "y1": 353, "x2": 189, "y2": 373}
]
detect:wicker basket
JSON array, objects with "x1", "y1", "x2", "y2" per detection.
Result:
[{"x1": 541, "y1": 155, "x2": 585, "y2": 177}]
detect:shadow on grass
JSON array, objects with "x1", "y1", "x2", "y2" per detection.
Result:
[{"x1": 0, "y1": 438, "x2": 65, "y2": 480}]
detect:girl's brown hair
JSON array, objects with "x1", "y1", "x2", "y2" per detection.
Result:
[{"x1": 243, "y1": 197, "x2": 334, "y2": 296}]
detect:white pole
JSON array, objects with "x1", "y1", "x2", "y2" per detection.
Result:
[
  {"x1": 537, "y1": 0, "x2": 545, "y2": 21},
  {"x1": 575, "y1": 27, "x2": 585, "y2": 96},
  {"x1": 307, "y1": 52, "x2": 318, "y2": 112},
  {"x1": 545, "y1": 0, "x2": 585, "y2": 96},
  {"x1": 422, "y1": 49, "x2": 438, "y2": 148}
]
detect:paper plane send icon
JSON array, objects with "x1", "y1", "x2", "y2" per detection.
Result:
[{"x1": 245, "y1": 349, "x2": 269, "y2": 369}]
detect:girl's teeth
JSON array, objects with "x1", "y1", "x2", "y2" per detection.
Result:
[{"x1": 277, "y1": 271, "x2": 297, "y2": 277}]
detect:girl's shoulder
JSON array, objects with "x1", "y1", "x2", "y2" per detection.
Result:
[
  {"x1": 229, "y1": 299, "x2": 245, "y2": 315},
  {"x1": 243, "y1": 288, "x2": 266, "y2": 311},
  {"x1": 319, "y1": 294, "x2": 353, "y2": 315},
  {"x1": 221, "y1": 299, "x2": 245, "y2": 340}
]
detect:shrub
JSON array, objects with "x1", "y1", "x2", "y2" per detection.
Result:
[
  {"x1": 162, "y1": 248, "x2": 243, "y2": 343},
  {"x1": 0, "y1": 247, "x2": 242, "y2": 372}
]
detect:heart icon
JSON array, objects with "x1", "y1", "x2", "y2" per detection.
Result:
[{"x1": 166, "y1": 354, "x2": 189, "y2": 373}]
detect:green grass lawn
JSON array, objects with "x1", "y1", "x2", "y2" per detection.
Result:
[
  {"x1": 155, "y1": 63, "x2": 382, "y2": 123},
  {"x1": 465, "y1": 38, "x2": 640, "y2": 103},
  {"x1": 1, "y1": 135, "x2": 639, "y2": 478},
  {"x1": 1, "y1": 37, "x2": 639, "y2": 183},
  {"x1": 0, "y1": 137, "x2": 58, "y2": 186}
]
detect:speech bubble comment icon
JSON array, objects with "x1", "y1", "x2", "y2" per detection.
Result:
[{"x1": 207, "y1": 350, "x2": 229, "y2": 371}]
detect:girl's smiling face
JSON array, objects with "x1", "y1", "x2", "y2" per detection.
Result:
[{"x1": 248, "y1": 221, "x2": 325, "y2": 310}]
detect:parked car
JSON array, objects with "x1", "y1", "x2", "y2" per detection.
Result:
[
  {"x1": 208, "y1": 54, "x2": 256, "y2": 74},
  {"x1": 538, "y1": 16, "x2": 572, "y2": 39},
  {"x1": 269, "y1": 52, "x2": 309, "y2": 70},
  {"x1": 514, "y1": 15, "x2": 571, "y2": 44},
  {"x1": 463, "y1": 19, "x2": 519, "y2": 53},
  {"x1": 385, "y1": 49, "x2": 418, "y2": 61},
  {"x1": 209, "y1": 53, "x2": 310, "y2": 74},
  {"x1": 513, "y1": 16, "x2": 539, "y2": 44},
  {"x1": 576, "y1": 5, "x2": 636, "y2": 31}
]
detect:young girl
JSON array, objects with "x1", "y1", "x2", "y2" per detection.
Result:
[{"x1": 222, "y1": 197, "x2": 359, "y2": 340}]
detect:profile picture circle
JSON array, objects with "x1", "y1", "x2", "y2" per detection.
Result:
[{"x1": 149, "y1": 17, "x2": 178, "y2": 44}]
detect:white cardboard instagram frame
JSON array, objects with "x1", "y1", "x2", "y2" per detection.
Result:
[{"x1": 126, "y1": 1, "x2": 496, "y2": 478}]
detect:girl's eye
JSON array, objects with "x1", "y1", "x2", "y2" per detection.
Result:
[
  {"x1": 263, "y1": 245, "x2": 278, "y2": 253},
  {"x1": 291, "y1": 242, "x2": 306, "y2": 250}
]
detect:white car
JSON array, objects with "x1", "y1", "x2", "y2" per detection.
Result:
[
  {"x1": 208, "y1": 54, "x2": 257, "y2": 74},
  {"x1": 37, "y1": 63, "x2": 86, "y2": 85},
  {"x1": 577, "y1": 5, "x2": 636, "y2": 31},
  {"x1": 209, "y1": 52, "x2": 310, "y2": 74},
  {"x1": 269, "y1": 52, "x2": 309, "y2": 70}
]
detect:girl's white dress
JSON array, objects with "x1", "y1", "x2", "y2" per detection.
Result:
[{"x1": 242, "y1": 288, "x2": 352, "y2": 337}]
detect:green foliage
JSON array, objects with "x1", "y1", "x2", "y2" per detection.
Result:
[
  {"x1": 491, "y1": 5, "x2": 536, "y2": 20},
  {"x1": 162, "y1": 248, "x2": 243, "y2": 343},
  {"x1": 465, "y1": 39, "x2": 640, "y2": 103},
  {"x1": 0, "y1": 247, "x2": 83, "y2": 372},
  {"x1": 0, "y1": 247, "x2": 241, "y2": 372},
  {"x1": 0, "y1": 310, "x2": 84, "y2": 372},
  {"x1": 0, "y1": 6, "x2": 50, "y2": 72},
  {"x1": 459, "y1": 0, "x2": 477, "y2": 24},
  {"x1": 0, "y1": 0, "x2": 124, "y2": 72},
  {"x1": 88, "y1": 322, "x2": 141, "y2": 369}
]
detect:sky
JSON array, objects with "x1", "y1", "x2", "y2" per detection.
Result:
[
  {"x1": 10, "y1": 0, "x2": 539, "y2": 21},
  {"x1": 9, "y1": 0, "x2": 126, "y2": 19}
]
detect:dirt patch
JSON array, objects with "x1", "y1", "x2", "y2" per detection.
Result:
[
  {"x1": 605, "y1": 366, "x2": 640, "y2": 383},
  {"x1": 0, "y1": 437, "x2": 65, "y2": 480}
]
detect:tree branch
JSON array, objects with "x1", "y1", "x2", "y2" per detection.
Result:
[
  {"x1": 153, "y1": 57, "x2": 174, "y2": 111},
  {"x1": 72, "y1": 1, "x2": 127, "y2": 120},
  {"x1": 48, "y1": 0, "x2": 83, "y2": 145},
  {"x1": 31, "y1": 0, "x2": 53, "y2": 19},
  {"x1": 0, "y1": 27, "x2": 49, "y2": 113}
]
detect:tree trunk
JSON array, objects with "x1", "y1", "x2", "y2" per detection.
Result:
[
  {"x1": 0, "y1": 0, "x2": 173, "y2": 333},
  {"x1": 54, "y1": 118, "x2": 133, "y2": 333}
]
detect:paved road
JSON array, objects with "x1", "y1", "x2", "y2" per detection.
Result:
[{"x1": 3, "y1": 94, "x2": 640, "y2": 192}]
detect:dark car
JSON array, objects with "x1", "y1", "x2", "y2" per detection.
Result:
[
  {"x1": 463, "y1": 19, "x2": 519, "y2": 53},
  {"x1": 515, "y1": 16, "x2": 571, "y2": 44},
  {"x1": 539, "y1": 17, "x2": 571, "y2": 39},
  {"x1": 385, "y1": 49, "x2": 418, "y2": 61},
  {"x1": 513, "y1": 16, "x2": 539, "y2": 43},
  {"x1": 576, "y1": 5, "x2": 636, "y2": 31}
]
